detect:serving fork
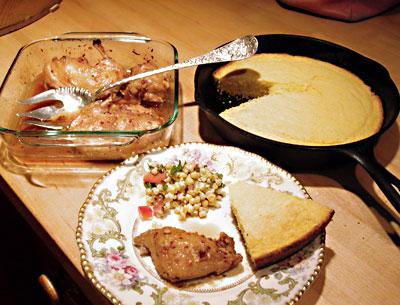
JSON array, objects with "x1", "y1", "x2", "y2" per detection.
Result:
[{"x1": 18, "y1": 35, "x2": 258, "y2": 130}]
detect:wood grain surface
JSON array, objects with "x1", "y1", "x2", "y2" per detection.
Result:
[
  {"x1": 0, "y1": 1, "x2": 399, "y2": 304},
  {"x1": 0, "y1": 0, "x2": 62, "y2": 36}
]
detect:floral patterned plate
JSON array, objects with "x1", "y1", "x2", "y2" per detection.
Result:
[{"x1": 76, "y1": 143, "x2": 325, "y2": 305}]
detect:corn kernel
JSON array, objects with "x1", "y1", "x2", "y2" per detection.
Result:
[
  {"x1": 201, "y1": 200, "x2": 209, "y2": 207},
  {"x1": 185, "y1": 176, "x2": 194, "y2": 185},
  {"x1": 199, "y1": 210, "x2": 207, "y2": 218},
  {"x1": 190, "y1": 171, "x2": 200, "y2": 179},
  {"x1": 207, "y1": 193, "x2": 216, "y2": 203},
  {"x1": 178, "y1": 181, "x2": 186, "y2": 189},
  {"x1": 151, "y1": 168, "x2": 158, "y2": 175},
  {"x1": 217, "y1": 190, "x2": 226, "y2": 196}
]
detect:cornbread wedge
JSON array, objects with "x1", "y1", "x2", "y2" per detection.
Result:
[{"x1": 229, "y1": 181, "x2": 334, "y2": 269}]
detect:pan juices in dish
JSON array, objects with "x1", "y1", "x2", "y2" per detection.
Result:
[{"x1": 214, "y1": 54, "x2": 383, "y2": 146}]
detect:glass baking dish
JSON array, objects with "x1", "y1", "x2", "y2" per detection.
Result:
[{"x1": 0, "y1": 32, "x2": 179, "y2": 172}]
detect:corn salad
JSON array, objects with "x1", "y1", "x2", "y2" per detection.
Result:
[{"x1": 143, "y1": 161, "x2": 225, "y2": 220}]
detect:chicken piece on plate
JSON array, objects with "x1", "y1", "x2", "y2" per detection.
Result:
[{"x1": 133, "y1": 226, "x2": 242, "y2": 283}]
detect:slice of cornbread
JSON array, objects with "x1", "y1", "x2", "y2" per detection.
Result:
[{"x1": 229, "y1": 181, "x2": 334, "y2": 269}]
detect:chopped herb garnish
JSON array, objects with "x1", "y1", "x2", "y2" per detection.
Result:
[
  {"x1": 170, "y1": 161, "x2": 183, "y2": 176},
  {"x1": 144, "y1": 182, "x2": 153, "y2": 188},
  {"x1": 162, "y1": 184, "x2": 168, "y2": 191},
  {"x1": 217, "y1": 173, "x2": 223, "y2": 179}
]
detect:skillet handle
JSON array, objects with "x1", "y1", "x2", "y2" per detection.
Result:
[{"x1": 340, "y1": 143, "x2": 400, "y2": 217}]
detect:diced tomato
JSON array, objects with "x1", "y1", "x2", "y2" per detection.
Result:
[
  {"x1": 138, "y1": 206, "x2": 153, "y2": 220},
  {"x1": 143, "y1": 172, "x2": 167, "y2": 184},
  {"x1": 153, "y1": 202, "x2": 164, "y2": 216}
]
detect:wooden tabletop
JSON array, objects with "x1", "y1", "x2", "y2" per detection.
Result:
[
  {"x1": 0, "y1": 1, "x2": 399, "y2": 304},
  {"x1": 0, "y1": 0, "x2": 62, "y2": 36}
]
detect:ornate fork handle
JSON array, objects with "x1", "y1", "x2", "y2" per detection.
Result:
[{"x1": 94, "y1": 35, "x2": 258, "y2": 98}]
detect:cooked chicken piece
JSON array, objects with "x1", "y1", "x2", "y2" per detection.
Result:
[
  {"x1": 43, "y1": 57, "x2": 170, "y2": 107},
  {"x1": 68, "y1": 98, "x2": 163, "y2": 131},
  {"x1": 43, "y1": 40, "x2": 125, "y2": 93},
  {"x1": 126, "y1": 63, "x2": 170, "y2": 105},
  {"x1": 133, "y1": 226, "x2": 242, "y2": 283},
  {"x1": 43, "y1": 56, "x2": 125, "y2": 93},
  {"x1": 34, "y1": 42, "x2": 171, "y2": 135}
]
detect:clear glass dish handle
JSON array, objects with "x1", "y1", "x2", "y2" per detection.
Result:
[
  {"x1": 17, "y1": 134, "x2": 140, "y2": 147},
  {"x1": 53, "y1": 31, "x2": 151, "y2": 42}
]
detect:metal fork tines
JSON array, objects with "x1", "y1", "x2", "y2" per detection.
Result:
[
  {"x1": 17, "y1": 105, "x2": 64, "y2": 121},
  {"x1": 18, "y1": 87, "x2": 90, "y2": 121}
]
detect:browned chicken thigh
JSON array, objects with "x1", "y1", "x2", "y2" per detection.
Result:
[
  {"x1": 43, "y1": 56, "x2": 125, "y2": 93},
  {"x1": 43, "y1": 40, "x2": 125, "y2": 93},
  {"x1": 134, "y1": 227, "x2": 243, "y2": 283},
  {"x1": 127, "y1": 63, "x2": 171, "y2": 106},
  {"x1": 69, "y1": 98, "x2": 163, "y2": 131}
]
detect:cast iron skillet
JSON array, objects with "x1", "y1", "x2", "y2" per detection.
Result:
[{"x1": 195, "y1": 34, "x2": 400, "y2": 217}]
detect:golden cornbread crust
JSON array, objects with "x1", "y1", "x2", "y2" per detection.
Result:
[
  {"x1": 251, "y1": 213, "x2": 333, "y2": 268},
  {"x1": 214, "y1": 53, "x2": 383, "y2": 146},
  {"x1": 229, "y1": 181, "x2": 334, "y2": 269}
]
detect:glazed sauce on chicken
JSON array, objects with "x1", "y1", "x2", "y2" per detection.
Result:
[{"x1": 134, "y1": 227, "x2": 242, "y2": 283}]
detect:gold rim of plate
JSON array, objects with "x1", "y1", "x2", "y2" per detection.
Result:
[{"x1": 75, "y1": 142, "x2": 326, "y2": 305}]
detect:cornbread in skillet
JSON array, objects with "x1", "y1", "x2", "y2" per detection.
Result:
[
  {"x1": 214, "y1": 54, "x2": 383, "y2": 146},
  {"x1": 229, "y1": 181, "x2": 334, "y2": 269}
]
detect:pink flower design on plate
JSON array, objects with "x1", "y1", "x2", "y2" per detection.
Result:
[
  {"x1": 124, "y1": 265, "x2": 138, "y2": 276},
  {"x1": 106, "y1": 252, "x2": 129, "y2": 270},
  {"x1": 96, "y1": 250, "x2": 141, "y2": 289},
  {"x1": 181, "y1": 148, "x2": 215, "y2": 169}
]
